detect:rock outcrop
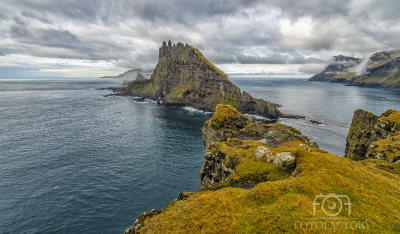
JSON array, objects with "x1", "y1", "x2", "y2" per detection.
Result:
[
  {"x1": 309, "y1": 50, "x2": 400, "y2": 89},
  {"x1": 199, "y1": 104, "x2": 318, "y2": 190},
  {"x1": 126, "y1": 41, "x2": 281, "y2": 119},
  {"x1": 345, "y1": 109, "x2": 400, "y2": 161}
]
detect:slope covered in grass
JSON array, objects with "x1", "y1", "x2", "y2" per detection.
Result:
[{"x1": 125, "y1": 106, "x2": 400, "y2": 234}]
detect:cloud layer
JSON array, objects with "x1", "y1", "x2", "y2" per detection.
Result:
[{"x1": 0, "y1": 0, "x2": 399, "y2": 77}]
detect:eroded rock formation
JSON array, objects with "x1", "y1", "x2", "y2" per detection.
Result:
[{"x1": 126, "y1": 41, "x2": 281, "y2": 119}]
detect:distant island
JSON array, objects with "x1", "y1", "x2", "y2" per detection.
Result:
[
  {"x1": 309, "y1": 50, "x2": 400, "y2": 89},
  {"x1": 101, "y1": 68, "x2": 153, "y2": 79}
]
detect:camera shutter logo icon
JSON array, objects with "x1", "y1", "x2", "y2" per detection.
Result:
[{"x1": 313, "y1": 193, "x2": 352, "y2": 216}]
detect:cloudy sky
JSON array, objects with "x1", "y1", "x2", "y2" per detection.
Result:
[{"x1": 0, "y1": 0, "x2": 399, "y2": 78}]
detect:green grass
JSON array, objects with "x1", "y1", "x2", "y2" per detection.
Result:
[
  {"x1": 221, "y1": 97, "x2": 240, "y2": 108},
  {"x1": 139, "y1": 145, "x2": 400, "y2": 233},
  {"x1": 131, "y1": 106, "x2": 400, "y2": 233},
  {"x1": 192, "y1": 46, "x2": 228, "y2": 78},
  {"x1": 127, "y1": 81, "x2": 155, "y2": 96},
  {"x1": 167, "y1": 88, "x2": 185, "y2": 101}
]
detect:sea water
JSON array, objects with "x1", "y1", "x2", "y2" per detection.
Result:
[{"x1": 1, "y1": 78, "x2": 399, "y2": 233}]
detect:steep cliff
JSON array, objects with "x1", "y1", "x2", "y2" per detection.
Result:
[
  {"x1": 126, "y1": 41, "x2": 280, "y2": 119},
  {"x1": 309, "y1": 50, "x2": 400, "y2": 89},
  {"x1": 125, "y1": 105, "x2": 400, "y2": 234},
  {"x1": 345, "y1": 109, "x2": 400, "y2": 161}
]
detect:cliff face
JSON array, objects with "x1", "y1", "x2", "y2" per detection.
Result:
[
  {"x1": 345, "y1": 109, "x2": 400, "y2": 161},
  {"x1": 200, "y1": 105, "x2": 318, "y2": 190},
  {"x1": 127, "y1": 41, "x2": 280, "y2": 119},
  {"x1": 309, "y1": 50, "x2": 400, "y2": 89}
]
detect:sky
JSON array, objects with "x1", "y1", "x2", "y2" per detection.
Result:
[{"x1": 0, "y1": 0, "x2": 399, "y2": 78}]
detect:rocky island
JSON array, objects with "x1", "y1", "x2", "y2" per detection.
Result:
[
  {"x1": 125, "y1": 105, "x2": 400, "y2": 233},
  {"x1": 309, "y1": 50, "x2": 400, "y2": 89},
  {"x1": 116, "y1": 41, "x2": 281, "y2": 119}
]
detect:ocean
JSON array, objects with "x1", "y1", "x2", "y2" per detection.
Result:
[{"x1": 1, "y1": 78, "x2": 399, "y2": 233}]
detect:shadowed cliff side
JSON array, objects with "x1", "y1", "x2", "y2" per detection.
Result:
[
  {"x1": 345, "y1": 109, "x2": 400, "y2": 161},
  {"x1": 126, "y1": 41, "x2": 281, "y2": 119}
]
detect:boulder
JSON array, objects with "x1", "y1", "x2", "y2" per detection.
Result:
[
  {"x1": 255, "y1": 146, "x2": 274, "y2": 162},
  {"x1": 391, "y1": 156, "x2": 400, "y2": 163},
  {"x1": 273, "y1": 152, "x2": 296, "y2": 170},
  {"x1": 299, "y1": 144, "x2": 312, "y2": 152}
]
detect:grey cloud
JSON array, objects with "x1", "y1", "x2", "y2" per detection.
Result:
[
  {"x1": 235, "y1": 54, "x2": 325, "y2": 65},
  {"x1": 13, "y1": 17, "x2": 26, "y2": 25},
  {"x1": 10, "y1": 25, "x2": 32, "y2": 38},
  {"x1": 271, "y1": 0, "x2": 351, "y2": 20},
  {"x1": 0, "y1": 0, "x2": 399, "y2": 74},
  {"x1": 236, "y1": 54, "x2": 287, "y2": 64},
  {"x1": 298, "y1": 64, "x2": 327, "y2": 74},
  {"x1": 289, "y1": 55, "x2": 325, "y2": 64},
  {"x1": 21, "y1": 10, "x2": 53, "y2": 24}
]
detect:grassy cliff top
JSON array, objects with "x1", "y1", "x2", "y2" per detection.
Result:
[
  {"x1": 191, "y1": 46, "x2": 228, "y2": 78},
  {"x1": 205, "y1": 104, "x2": 250, "y2": 129},
  {"x1": 137, "y1": 142, "x2": 400, "y2": 233},
  {"x1": 380, "y1": 109, "x2": 400, "y2": 125}
]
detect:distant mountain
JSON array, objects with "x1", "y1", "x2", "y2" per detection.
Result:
[
  {"x1": 309, "y1": 50, "x2": 400, "y2": 89},
  {"x1": 101, "y1": 68, "x2": 152, "y2": 80}
]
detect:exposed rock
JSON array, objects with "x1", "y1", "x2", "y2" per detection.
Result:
[
  {"x1": 309, "y1": 55, "x2": 361, "y2": 83},
  {"x1": 255, "y1": 146, "x2": 273, "y2": 161},
  {"x1": 135, "y1": 72, "x2": 148, "y2": 82},
  {"x1": 200, "y1": 145, "x2": 235, "y2": 190},
  {"x1": 124, "y1": 209, "x2": 162, "y2": 234},
  {"x1": 125, "y1": 41, "x2": 281, "y2": 119},
  {"x1": 345, "y1": 109, "x2": 400, "y2": 161},
  {"x1": 392, "y1": 156, "x2": 400, "y2": 163},
  {"x1": 200, "y1": 105, "x2": 318, "y2": 190},
  {"x1": 177, "y1": 192, "x2": 194, "y2": 201},
  {"x1": 299, "y1": 144, "x2": 312, "y2": 152},
  {"x1": 273, "y1": 152, "x2": 296, "y2": 170}
]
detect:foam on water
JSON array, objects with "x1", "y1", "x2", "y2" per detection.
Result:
[{"x1": 180, "y1": 106, "x2": 213, "y2": 116}]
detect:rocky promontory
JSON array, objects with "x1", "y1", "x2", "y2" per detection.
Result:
[
  {"x1": 199, "y1": 105, "x2": 318, "y2": 191},
  {"x1": 309, "y1": 50, "x2": 400, "y2": 89},
  {"x1": 125, "y1": 41, "x2": 280, "y2": 119},
  {"x1": 125, "y1": 105, "x2": 400, "y2": 233}
]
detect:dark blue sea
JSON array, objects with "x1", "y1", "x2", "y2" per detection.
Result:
[{"x1": 1, "y1": 78, "x2": 399, "y2": 233}]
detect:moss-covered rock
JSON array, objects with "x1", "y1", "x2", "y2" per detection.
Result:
[
  {"x1": 200, "y1": 105, "x2": 318, "y2": 190},
  {"x1": 345, "y1": 109, "x2": 400, "y2": 161}
]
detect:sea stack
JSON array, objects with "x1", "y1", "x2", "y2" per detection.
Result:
[{"x1": 126, "y1": 41, "x2": 281, "y2": 119}]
